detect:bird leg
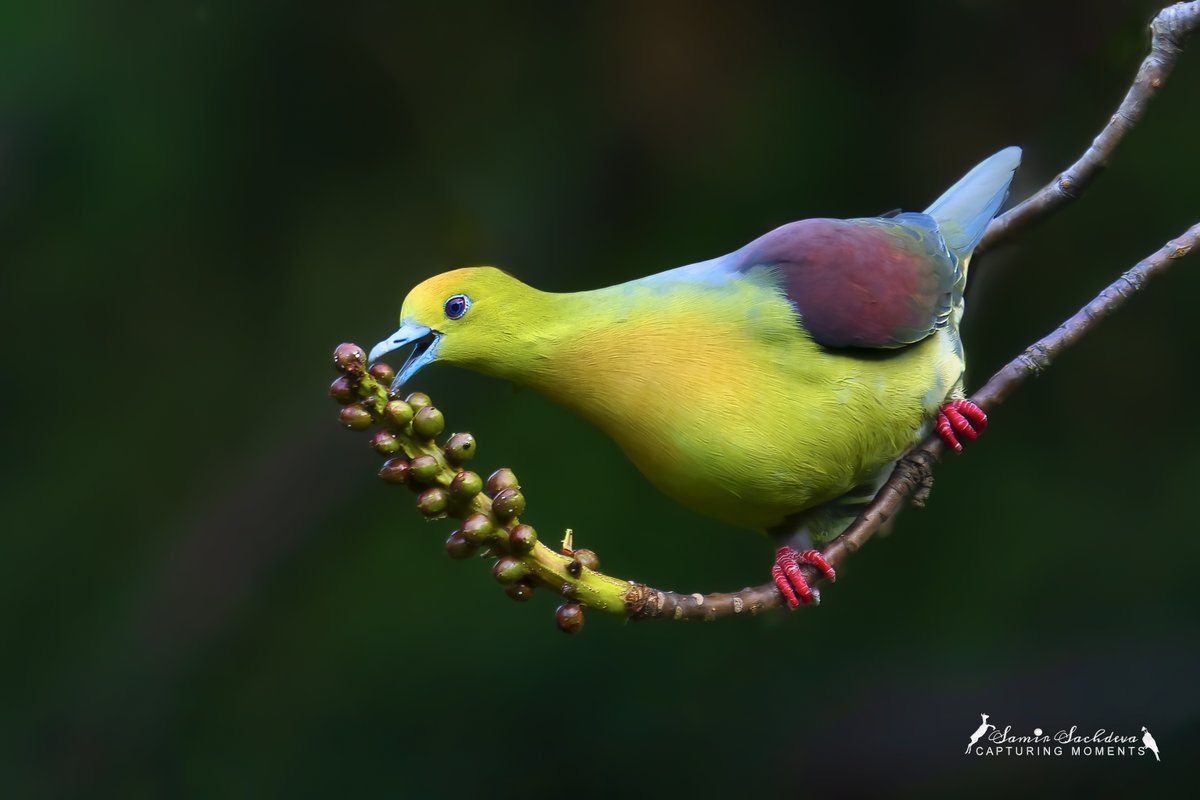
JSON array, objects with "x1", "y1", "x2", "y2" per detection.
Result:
[
  {"x1": 768, "y1": 488, "x2": 882, "y2": 609},
  {"x1": 935, "y1": 399, "x2": 987, "y2": 453},
  {"x1": 772, "y1": 547, "x2": 836, "y2": 608}
]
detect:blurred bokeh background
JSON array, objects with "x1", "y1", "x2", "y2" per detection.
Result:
[{"x1": 3, "y1": 1, "x2": 1199, "y2": 796}]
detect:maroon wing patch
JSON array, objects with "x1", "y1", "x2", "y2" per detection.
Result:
[{"x1": 733, "y1": 215, "x2": 959, "y2": 349}]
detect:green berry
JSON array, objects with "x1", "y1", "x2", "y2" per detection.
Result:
[
  {"x1": 378, "y1": 457, "x2": 410, "y2": 485},
  {"x1": 449, "y1": 470, "x2": 483, "y2": 500},
  {"x1": 333, "y1": 343, "x2": 366, "y2": 374},
  {"x1": 443, "y1": 433, "x2": 476, "y2": 465},
  {"x1": 445, "y1": 530, "x2": 477, "y2": 560},
  {"x1": 505, "y1": 581, "x2": 534, "y2": 602},
  {"x1": 492, "y1": 488, "x2": 525, "y2": 521},
  {"x1": 412, "y1": 406, "x2": 445, "y2": 440},
  {"x1": 339, "y1": 404, "x2": 372, "y2": 430},
  {"x1": 408, "y1": 454, "x2": 441, "y2": 484},
  {"x1": 486, "y1": 468, "x2": 519, "y2": 495},
  {"x1": 368, "y1": 362, "x2": 395, "y2": 386},
  {"x1": 461, "y1": 513, "x2": 494, "y2": 544},
  {"x1": 492, "y1": 556, "x2": 528, "y2": 584},
  {"x1": 555, "y1": 602, "x2": 584, "y2": 634},
  {"x1": 508, "y1": 524, "x2": 537, "y2": 554},
  {"x1": 417, "y1": 487, "x2": 450, "y2": 517},
  {"x1": 384, "y1": 400, "x2": 414, "y2": 429},
  {"x1": 329, "y1": 376, "x2": 357, "y2": 404},
  {"x1": 371, "y1": 430, "x2": 401, "y2": 455},
  {"x1": 405, "y1": 392, "x2": 432, "y2": 411}
]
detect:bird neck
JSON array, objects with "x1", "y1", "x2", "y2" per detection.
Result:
[
  {"x1": 478, "y1": 273, "x2": 747, "y2": 429},
  {"x1": 479, "y1": 286, "x2": 631, "y2": 394}
]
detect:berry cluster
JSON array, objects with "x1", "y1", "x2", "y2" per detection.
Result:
[{"x1": 330, "y1": 342, "x2": 614, "y2": 633}]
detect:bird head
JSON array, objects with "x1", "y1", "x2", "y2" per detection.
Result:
[{"x1": 368, "y1": 266, "x2": 534, "y2": 393}]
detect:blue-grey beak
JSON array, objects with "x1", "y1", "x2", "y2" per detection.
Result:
[{"x1": 368, "y1": 322, "x2": 441, "y2": 393}]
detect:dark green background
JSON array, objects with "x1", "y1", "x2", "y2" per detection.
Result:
[{"x1": 3, "y1": 1, "x2": 1198, "y2": 797}]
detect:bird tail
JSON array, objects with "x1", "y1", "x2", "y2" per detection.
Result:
[{"x1": 924, "y1": 146, "x2": 1022, "y2": 262}]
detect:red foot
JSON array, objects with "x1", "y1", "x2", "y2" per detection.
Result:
[
  {"x1": 935, "y1": 399, "x2": 988, "y2": 453},
  {"x1": 772, "y1": 547, "x2": 836, "y2": 609}
]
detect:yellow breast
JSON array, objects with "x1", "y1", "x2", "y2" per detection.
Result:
[{"x1": 512, "y1": 278, "x2": 963, "y2": 530}]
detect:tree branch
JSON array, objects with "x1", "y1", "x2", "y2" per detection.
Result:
[
  {"x1": 978, "y1": 1, "x2": 1200, "y2": 251},
  {"x1": 331, "y1": 2, "x2": 1200, "y2": 630}
]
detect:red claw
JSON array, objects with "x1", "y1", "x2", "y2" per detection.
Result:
[
  {"x1": 772, "y1": 547, "x2": 836, "y2": 609},
  {"x1": 936, "y1": 399, "x2": 987, "y2": 453}
]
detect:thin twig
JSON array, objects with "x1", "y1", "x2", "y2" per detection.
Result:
[
  {"x1": 628, "y1": 221, "x2": 1200, "y2": 619},
  {"x1": 978, "y1": 1, "x2": 1200, "y2": 251}
]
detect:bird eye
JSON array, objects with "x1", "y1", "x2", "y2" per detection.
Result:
[{"x1": 444, "y1": 294, "x2": 471, "y2": 320}]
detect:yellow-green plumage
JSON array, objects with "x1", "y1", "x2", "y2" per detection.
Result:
[
  {"x1": 427, "y1": 268, "x2": 959, "y2": 530},
  {"x1": 372, "y1": 147, "x2": 1020, "y2": 540}
]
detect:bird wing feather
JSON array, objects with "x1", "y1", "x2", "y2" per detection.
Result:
[{"x1": 733, "y1": 215, "x2": 962, "y2": 350}]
